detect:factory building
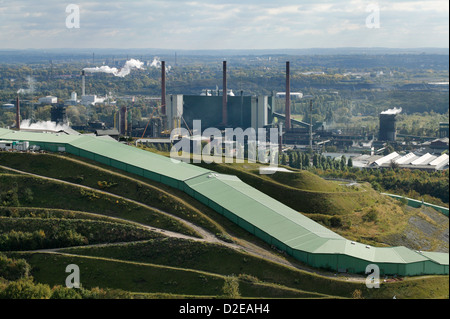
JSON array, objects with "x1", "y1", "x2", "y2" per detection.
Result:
[
  {"x1": 275, "y1": 92, "x2": 303, "y2": 99},
  {"x1": 439, "y1": 123, "x2": 449, "y2": 138},
  {"x1": 81, "y1": 95, "x2": 103, "y2": 106},
  {"x1": 38, "y1": 96, "x2": 58, "y2": 104},
  {"x1": 165, "y1": 94, "x2": 274, "y2": 133},
  {"x1": 353, "y1": 151, "x2": 449, "y2": 171}
]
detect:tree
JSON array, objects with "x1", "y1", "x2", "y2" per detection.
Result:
[
  {"x1": 347, "y1": 158, "x2": 353, "y2": 168},
  {"x1": 340, "y1": 155, "x2": 347, "y2": 170},
  {"x1": 303, "y1": 154, "x2": 310, "y2": 168}
]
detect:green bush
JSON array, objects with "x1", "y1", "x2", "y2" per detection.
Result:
[
  {"x1": 0, "y1": 254, "x2": 31, "y2": 281},
  {"x1": 330, "y1": 216, "x2": 343, "y2": 228},
  {"x1": 50, "y1": 286, "x2": 83, "y2": 299},
  {"x1": 0, "y1": 278, "x2": 52, "y2": 299},
  {"x1": 222, "y1": 276, "x2": 240, "y2": 299},
  {"x1": 363, "y1": 209, "x2": 379, "y2": 223}
]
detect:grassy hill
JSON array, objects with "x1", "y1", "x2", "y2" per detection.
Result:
[
  {"x1": 192, "y1": 160, "x2": 448, "y2": 249},
  {"x1": 0, "y1": 151, "x2": 448, "y2": 299}
]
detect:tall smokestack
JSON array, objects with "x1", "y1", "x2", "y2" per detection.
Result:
[
  {"x1": 222, "y1": 60, "x2": 228, "y2": 126},
  {"x1": 16, "y1": 95, "x2": 20, "y2": 130},
  {"x1": 285, "y1": 61, "x2": 291, "y2": 130},
  {"x1": 161, "y1": 61, "x2": 166, "y2": 115},
  {"x1": 81, "y1": 70, "x2": 86, "y2": 96}
]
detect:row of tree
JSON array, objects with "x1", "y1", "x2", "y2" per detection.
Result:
[{"x1": 280, "y1": 151, "x2": 352, "y2": 171}]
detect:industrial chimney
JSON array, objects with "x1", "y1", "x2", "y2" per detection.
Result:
[
  {"x1": 81, "y1": 70, "x2": 86, "y2": 96},
  {"x1": 15, "y1": 95, "x2": 20, "y2": 130},
  {"x1": 285, "y1": 61, "x2": 291, "y2": 130},
  {"x1": 161, "y1": 61, "x2": 166, "y2": 115},
  {"x1": 119, "y1": 106, "x2": 128, "y2": 135},
  {"x1": 222, "y1": 60, "x2": 228, "y2": 126}
]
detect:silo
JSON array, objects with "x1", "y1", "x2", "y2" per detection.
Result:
[{"x1": 379, "y1": 108, "x2": 401, "y2": 141}]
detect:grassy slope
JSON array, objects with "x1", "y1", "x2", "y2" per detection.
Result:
[
  {"x1": 0, "y1": 174, "x2": 197, "y2": 237},
  {"x1": 9, "y1": 252, "x2": 331, "y2": 299},
  {"x1": 0, "y1": 152, "x2": 224, "y2": 236},
  {"x1": 0, "y1": 151, "x2": 448, "y2": 299},
  {"x1": 0, "y1": 152, "x2": 287, "y2": 246},
  {"x1": 194, "y1": 161, "x2": 383, "y2": 216}
]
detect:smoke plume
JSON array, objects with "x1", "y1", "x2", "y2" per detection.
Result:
[
  {"x1": 380, "y1": 107, "x2": 402, "y2": 115},
  {"x1": 20, "y1": 119, "x2": 71, "y2": 132},
  {"x1": 83, "y1": 59, "x2": 144, "y2": 77},
  {"x1": 17, "y1": 76, "x2": 36, "y2": 94},
  {"x1": 149, "y1": 57, "x2": 172, "y2": 72}
]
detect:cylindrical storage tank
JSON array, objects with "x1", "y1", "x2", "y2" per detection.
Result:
[{"x1": 379, "y1": 113, "x2": 397, "y2": 141}]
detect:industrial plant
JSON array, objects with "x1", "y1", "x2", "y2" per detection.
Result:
[{"x1": 4, "y1": 58, "x2": 449, "y2": 173}]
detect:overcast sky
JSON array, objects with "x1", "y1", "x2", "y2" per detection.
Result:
[{"x1": 0, "y1": 0, "x2": 448, "y2": 50}]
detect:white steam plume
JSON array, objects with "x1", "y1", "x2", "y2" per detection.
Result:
[
  {"x1": 83, "y1": 59, "x2": 144, "y2": 77},
  {"x1": 17, "y1": 76, "x2": 36, "y2": 94},
  {"x1": 149, "y1": 57, "x2": 172, "y2": 72},
  {"x1": 380, "y1": 107, "x2": 402, "y2": 115},
  {"x1": 20, "y1": 119, "x2": 70, "y2": 132}
]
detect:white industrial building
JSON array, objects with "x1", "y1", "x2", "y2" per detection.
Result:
[
  {"x1": 275, "y1": 92, "x2": 303, "y2": 99},
  {"x1": 352, "y1": 152, "x2": 449, "y2": 171},
  {"x1": 81, "y1": 95, "x2": 104, "y2": 106},
  {"x1": 38, "y1": 96, "x2": 58, "y2": 104}
]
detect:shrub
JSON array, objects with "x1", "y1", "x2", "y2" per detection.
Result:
[
  {"x1": 50, "y1": 286, "x2": 83, "y2": 299},
  {"x1": 222, "y1": 276, "x2": 240, "y2": 299},
  {"x1": 0, "y1": 254, "x2": 31, "y2": 280},
  {"x1": 363, "y1": 209, "x2": 379, "y2": 223},
  {"x1": 330, "y1": 216, "x2": 343, "y2": 228},
  {"x1": 0, "y1": 278, "x2": 52, "y2": 299}
]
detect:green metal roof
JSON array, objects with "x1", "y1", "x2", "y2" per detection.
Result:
[
  {"x1": 186, "y1": 173, "x2": 345, "y2": 244},
  {"x1": 0, "y1": 128, "x2": 210, "y2": 182},
  {"x1": 419, "y1": 251, "x2": 450, "y2": 265}
]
